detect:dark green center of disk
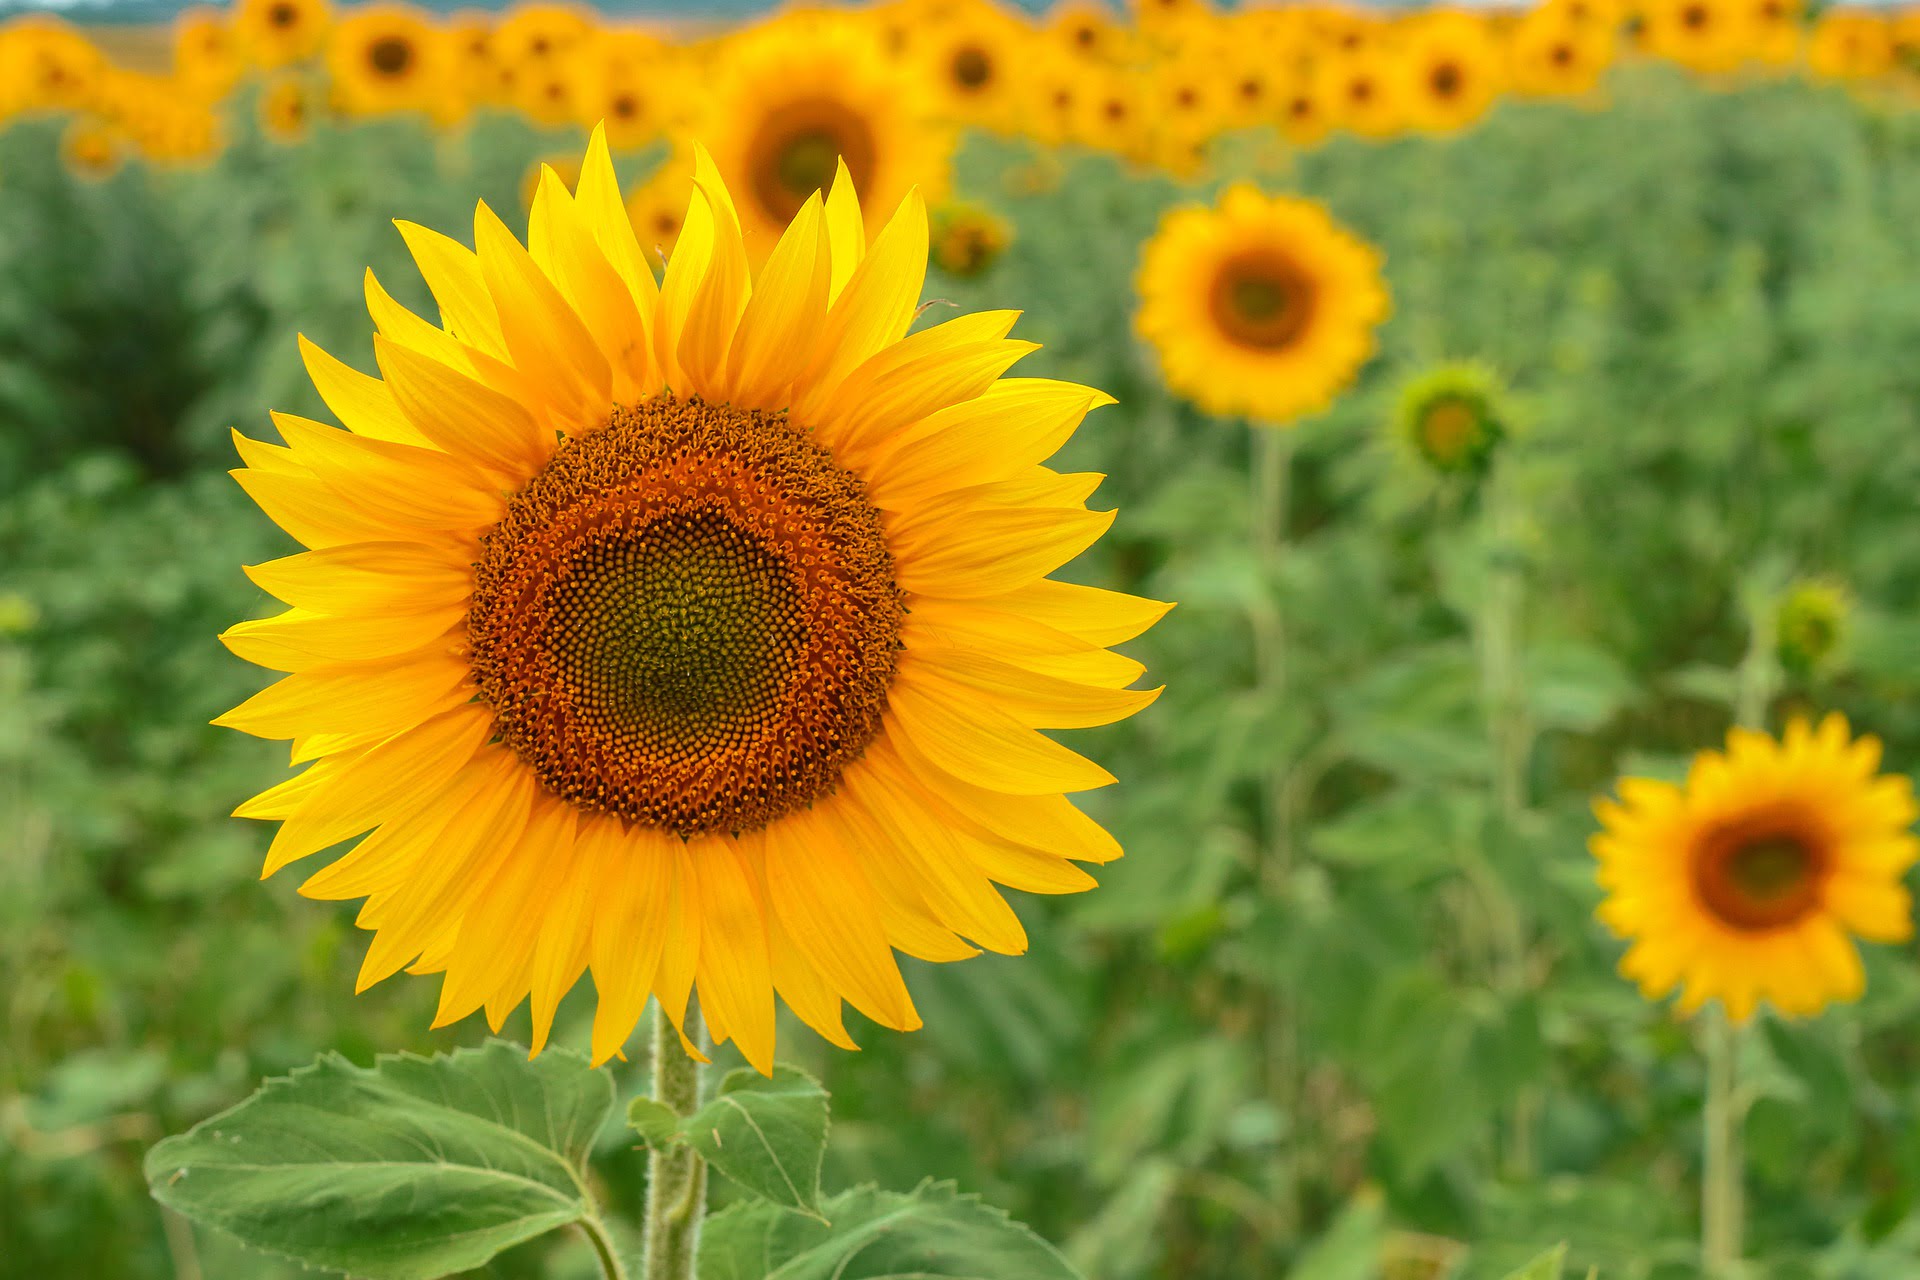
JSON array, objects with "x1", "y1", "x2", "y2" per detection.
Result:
[
  {"x1": 1692, "y1": 820, "x2": 1826, "y2": 932},
  {"x1": 469, "y1": 396, "x2": 904, "y2": 837},
  {"x1": 1210, "y1": 251, "x2": 1317, "y2": 352},
  {"x1": 746, "y1": 99, "x2": 877, "y2": 225}
]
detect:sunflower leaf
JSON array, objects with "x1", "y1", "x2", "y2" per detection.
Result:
[
  {"x1": 143, "y1": 1040, "x2": 616, "y2": 1280},
  {"x1": 699, "y1": 1179, "x2": 1084, "y2": 1280},
  {"x1": 1502, "y1": 1244, "x2": 1569, "y2": 1280},
  {"x1": 627, "y1": 1095, "x2": 684, "y2": 1149},
  {"x1": 682, "y1": 1064, "x2": 831, "y2": 1219}
]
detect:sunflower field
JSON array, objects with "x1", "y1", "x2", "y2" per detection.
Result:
[{"x1": 6, "y1": 1, "x2": 1920, "y2": 1278}]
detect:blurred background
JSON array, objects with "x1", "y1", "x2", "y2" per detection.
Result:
[{"x1": 5, "y1": 0, "x2": 1920, "y2": 1277}]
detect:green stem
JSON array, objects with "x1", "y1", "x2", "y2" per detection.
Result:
[
  {"x1": 1475, "y1": 463, "x2": 1536, "y2": 1177},
  {"x1": 1702, "y1": 1009, "x2": 1744, "y2": 1275},
  {"x1": 1249, "y1": 423, "x2": 1296, "y2": 1221},
  {"x1": 644, "y1": 1006, "x2": 707, "y2": 1280},
  {"x1": 580, "y1": 1214, "x2": 629, "y2": 1280}
]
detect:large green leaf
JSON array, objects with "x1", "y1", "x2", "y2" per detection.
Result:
[
  {"x1": 144, "y1": 1040, "x2": 616, "y2": 1280},
  {"x1": 700, "y1": 1180, "x2": 1084, "y2": 1280}
]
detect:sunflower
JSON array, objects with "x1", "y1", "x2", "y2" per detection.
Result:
[
  {"x1": 218, "y1": 128, "x2": 1165, "y2": 1072},
  {"x1": 1317, "y1": 43, "x2": 1410, "y2": 139},
  {"x1": 1507, "y1": 7, "x2": 1616, "y2": 97},
  {"x1": 576, "y1": 32, "x2": 682, "y2": 151},
  {"x1": 919, "y1": 1, "x2": 1028, "y2": 131},
  {"x1": 2, "y1": 17, "x2": 107, "y2": 112},
  {"x1": 1741, "y1": 0, "x2": 1803, "y2": 67},
  {"x1": 1395, "y1": 362, "x2": 1507, "y2": 477},
  {"x1": 1593, "y1": 715, "x2": 1917, "y2": 1022},
  {"x1": 1638, "y1": 0, "x2": 1750, "y2": 75},
  {"x1": 1775, "y1": 579, "x2": 1850, "y2": 677},
  {"x1": 1136, "y1": 184, "x2": 1389, "y2": 424},
  {"x1": 326, "y1": 5, "x2": 446, "y2": 118},
  {"x1": 1275, "y1": 69, "x2": 1333, "y2": 149},
  {"x1": 1020, "y1": 44, "x2": 1092, "y2": 146},
  {"x1": 61, "y1": 118, "x2": 122, "y2": 181},
  {"x1": 1048, "y1": 0, "x2": 1123, "y2": 62},
  {"x1": 1806, "y1": 10, "x2": 1895, "y2": 80},
  {"x1": 930, "y1": 201, "x2": 1012, "y2": 278},
  {"x1": 172, "y1": 9, "x2": 243, "y2": 102},
  {"x1": 1073, "y1": 66, "x2": 1152, "y2": 161},
  {"x1": 694, "y1": 18, "x2": 952, "y2": 263},
  {"x1": 260, "y1": 75, "x2": 316, "y2": 142},
  {"x1": 236, "y1": 0, "x2": 331, "y2": 70},
  {"x1": 1399, "y1": 10, "x2": 1506, "y2": 134}
]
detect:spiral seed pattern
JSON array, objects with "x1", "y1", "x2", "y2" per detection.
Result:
[{"x1": 468, "y1": 396, "x2": 904, "y2": 836}]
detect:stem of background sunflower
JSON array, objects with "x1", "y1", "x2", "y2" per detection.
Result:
[
  {"x1": 1701, "y1": 1006, "x2": 1743, "y2": 1275},
  {"x1": 1700, "y1": 599, "x2": 1773, "y2": 1274},
  {"x1": 1248, "y1": 422, "x2": 1297, "y2": 1223},
  {"x1": 643, "y1": 1005, "x2": 708, "y2": 1280},
  {"x1": 1474, "y1": 460, "x2": 1537, "y2": 1178}
]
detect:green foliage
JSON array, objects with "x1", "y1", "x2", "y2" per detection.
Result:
[
  {"x1": 635, "y1": 1065, "x2": 832, "y2": 1219},
  {"x1": 700, "y1": 1181, "x2": 1083, "y2": 1280},
  {"x1": 144, "y1": 1042, "x2": 616, "y2": 1279},
  {"x1": 7, "y1": 69, "x2": 1920, "y2": 1280}
]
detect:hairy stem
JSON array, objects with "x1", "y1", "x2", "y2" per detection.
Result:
[
  {"x1": 1702, "y1": 1009, "x2": 1743, "y2": 1274},
  {"x1": 580, "y1": 1213, "x2": 629, "y2": 1280},
  {"x1": 644, "y1": 1006, "x2": 707, "y2": 1280}
]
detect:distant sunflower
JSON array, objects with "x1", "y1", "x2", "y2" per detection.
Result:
[
  {"x1": 1593, "y1": 715, "x2": 1917, "y2": 1022},
  {"x1": 921, "y1": 2, "x2": 1027, "y2": 130},
  {"x1": 1317, "y1": 44, "x2": 1409, "y2": 139},
  {"x1": 930, "y1": 200, "x2": 1012, "y2": 277},
  {"x1": 1508, "y1": 8, "x2": 1615, "y2": 97},
  {"x1": 1743, "y1": 0, "x2": 1802, "y2": 67},
  {"x1": 172, "y1": 9, "x2": 243, "y2": 101},
  {"x1": 1806, "y1": 10, "x2": 1895, "y2": 80},
  {"x1": 260, "y1": 75, "x2": 316, "y2": 142},
  {"x1": 1136, "y1": 184, "x2": 1390, "y2": 424},
  {"x1": 219, "y1": 129, "x2": 1165, "y2": 1072},
  {"x1": 326, "y1": 5, "x2": 445, "y2": 117},
  {"x1": 1775, "y1": 579, "x2": 1850, "y2": 677},
  {"x1": 577, "y1": 32, "x2": 681, "y2": 150},
  {"x1": 1275, "y1": 71, "x2": 1332, "y2": 148},
  {"x1": 697, "y1": 18, "x2": 952, "y2": 261},
  {"x1": 4, "y1": 17, "x2": 108, "y2": 111},
  {"x1": 1400, "y1": 11, "x2": 1506, "y2": 133},
  {"x1": 236, "y1": 0, "x2": 331, "y2": 70},
  {"x1": 61, "y1": 118, "x2": 122, "y2": 180},
  {"x1": 1048, "y1": 0, "x2": 1123, "y2": 61},
  {"x1": 1394, "y1": 362, "x2": 1507, "y2": 477},
  {"x1": 1638, "y1": 0, "x2": 1749, "y2": 74}
]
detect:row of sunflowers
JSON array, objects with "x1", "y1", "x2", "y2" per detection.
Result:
[{"x1": 5, "y1": 0, "x2": 1920, "y2": 211}]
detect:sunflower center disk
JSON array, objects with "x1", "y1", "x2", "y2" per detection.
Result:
[
  {"x1": 469, "y1": 397, "x2": 904, "y2": 837},
  {"x1": 1692, "y1": 823, "x2": 1826, "y2": 931},
  {"x1": 748, "y1": 101, "x2": 877, "y2": 224},
  {"x1": 1419, "y1": 398, "x2": 1480, "y2": 464},
  {"x1": 1211, "y1": 252, "x2": 1317, "y2": 352},
  {"x1": 368, "y1": 37, "x2": 413, "y2": 76}
]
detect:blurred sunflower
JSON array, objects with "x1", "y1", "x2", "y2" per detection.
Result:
[
  {"x1": 1318, "y1": 44, "x2": 1409, "y2": 139},
  {"x1": 236, "y1": 0, "x2": 331, "y2": 70},
  {"x1": 219, "y1": 130, "x2": 1164, "y2": 1072},
  {"x1": 1048, "y1": 0, "x2": 1123, "y2": 61},
  {"x1": 577, "y1": 31, "x2": 681, "y2": 150},
  {"x1": 696, "y1": 17, "x2": 951, "y2": 261},
  {"x1": 172, "y1": 9, "x2": 244, "y2": 102},
  {"x1": 1775, "y1": 579, "x2": 1850, "y2": 677},
  {"x1": 920, "y1": 1, "x2": 1028, "y2": 130},
  {"x1": 1806, "y1": 10, "x2": 1895, "y2": 80},
  {"x1": 1638, "y1": 0, "x2": 1749, "y2": 75},
  {"x1": 326, "y1": 5, "x2": 447, "y2": 118},
  {"x1": 1593, "y1": 715, "x2": 1917, "y2": 1022},
  {"x1": 1395, "y1": 362, "x2": 1507, "y2": 477},
  {"x1": 260, "y1": 75, "x2": 316, "y2": 142},
  {"x1": 61, "y1": 118, "x2": 122, "y2": 180},
  {"x1": 1135, "y1": 184, "x2": 1390, "y2": 424},
  {"x1": 1742, "y1": 0, "x2": 1803, "y2": 67},
  {"x1": 1275, "y1": 71, "x2": 1333, "y2": 148},
  {"x1": 931, "y1": 200, "x2": 1012, "y2": 277},
  {"x1": 3, "y1": 17, "x2": 107, "y2": 112},
  {"x1": 1400, "y1": 10, "x2": 1506, "y2": 134},
  {"x1": 1508, "y1": 7, "x2": 1615, "y2": 97},
  {"x1": 1073, "y1": 67, "x2": 1150, "y2": 160}
]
